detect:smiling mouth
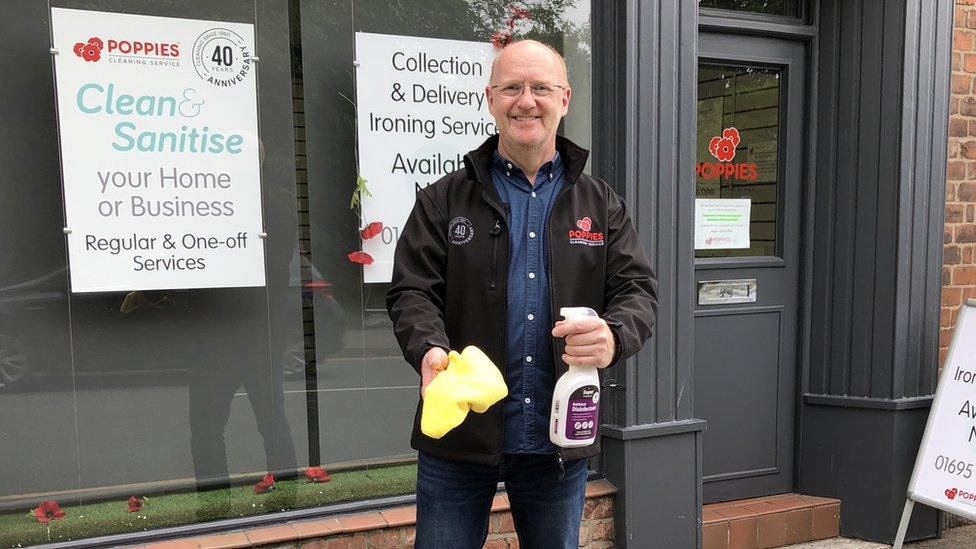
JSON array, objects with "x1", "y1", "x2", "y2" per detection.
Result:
[{"x1": 512, "y1": 115, "x2": 540, "y2": 121}]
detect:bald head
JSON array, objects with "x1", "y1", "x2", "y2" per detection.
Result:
[{"x1": 489, "y1": 40, "x2": 569, "y2": 86}]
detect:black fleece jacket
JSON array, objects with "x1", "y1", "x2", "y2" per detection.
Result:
[{"x1": 387, "y1": 135, "x2": 658, "y2": 465}]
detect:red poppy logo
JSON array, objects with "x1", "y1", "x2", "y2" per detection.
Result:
[
  {"x1": 947, "y1": 488, "x2": 959, "y2": 500},
  {"x1": 576, "y1": 217, "x2": 592, "y2": 232},
  {"x1": 253, "y1": 473, "x2": 276, "y2": 494},
  {"x1": 304, "y1": 466, "x2": 331, "y2": 483},
  {"x1": 32, "y1": 500, "x2": 67, "y2": 523},
  {"x1": 73, "y1": 37, "x2": 104, "y2": 62},
  {"x1": 708, "y1": 127, "x2": 741, "y2": 162}
]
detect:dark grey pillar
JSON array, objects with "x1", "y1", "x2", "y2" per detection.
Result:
[
  {"x1": 592, "y1": 1, "x2": 704, "y2": 547},
  {"x1": 800, "y1": 0, "x2": 953, "y2": 542}
]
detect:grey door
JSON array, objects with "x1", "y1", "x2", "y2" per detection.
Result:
[{"x1": 694, "y1": 34, "x2": 806, "y2": 503}]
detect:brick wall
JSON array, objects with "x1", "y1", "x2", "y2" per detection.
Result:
[
  {"x1": 294, "y1": 497, "x2": 615, "y2": 549},
  {"x1": 943, "y1": 0, "x2": 976, "y2": 367}
]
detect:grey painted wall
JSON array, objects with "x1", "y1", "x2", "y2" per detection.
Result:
[
  {"x1": 799, "y1": 0, "x2": 952, "y2": 542},
  {"x1": 593, "y1": 1, "x2": 703, "y2": 547}
]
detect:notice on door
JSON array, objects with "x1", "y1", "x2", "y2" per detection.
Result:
[
  {"x1": 695, "y1": 198, "x2": 751, "y2": 250},
  {"x1": 51, "y1": 8, "x2": 265, "y2": 293},
  {"x1": 355, "y1": 32, "x2": 496, "y2": 283},
  {"x1": 906, "y1": 300, "x2": 976, "y2": 520}
]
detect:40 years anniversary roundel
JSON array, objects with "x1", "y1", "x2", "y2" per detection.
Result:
[{"x1": 191, "y1": 27, "x2": 253, "y2": 87}]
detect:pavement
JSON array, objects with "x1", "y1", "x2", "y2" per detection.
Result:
[{"x1": 783, "y1": 525, "x2": 976, "y2": 548}]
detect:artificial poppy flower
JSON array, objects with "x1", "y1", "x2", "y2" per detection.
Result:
[
  {"x1": 127, "y1": 496, "x2": 144, "y2": 513},
  {"x1": 347, "y1": 251, "x2": 374, "y2": 266},
  {"x1": 253, "y1": 473, "x2": 276, "y2": 494},
  {"x1": 510, "y1": 6, "x2": 532, "y2": 20},
  {"x1": 304, "y1": 466, "x2": 331, "y2": 483},
  {"x1": 360, "y1": 221, "x2": 384, "y2": 240},
  {"x1": 32, "y1": 500, "x2": 66, "y2": 523},
  {"x1": 492, "y1": 30, "x2": 513, "y2": 49}
]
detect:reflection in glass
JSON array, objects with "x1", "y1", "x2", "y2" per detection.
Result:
[
  {"x1": 698, "y1": 0, "x2": 794, "y2": 17},
  {"x1": 696, "y1": 64, "x2": 781, "y2": 258}
]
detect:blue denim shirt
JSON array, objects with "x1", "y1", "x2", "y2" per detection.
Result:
[{"x1": 490, "y1": 151, "x2": 565, "y2": 454}]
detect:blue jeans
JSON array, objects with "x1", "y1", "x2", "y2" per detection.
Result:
[{"x1": 415, "y1": 451, "x2": 588, "y2": 549}]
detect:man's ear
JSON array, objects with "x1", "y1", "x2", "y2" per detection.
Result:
[{"x1": 561, "y1": 87, "x2": 572, "y2": 116}]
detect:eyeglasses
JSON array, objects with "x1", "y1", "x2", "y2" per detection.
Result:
[{"x1": 490, "y1": 82, "x2": 568, "y2": 97}]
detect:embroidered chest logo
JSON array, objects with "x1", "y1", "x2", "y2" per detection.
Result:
[
  {"x1": 448, "y1": 217, "x2": 475, "y2": 246},
  {"x1": 568, "y1": 216, "x2": 604, "y2": 247}
]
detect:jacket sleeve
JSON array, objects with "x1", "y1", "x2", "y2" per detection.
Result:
[
  {"x1": 603, "y1": 188, "x2": 658, "y2": 364},
  {"x1": 386, "y1": 189, "x2": 452, "y2": 374}
]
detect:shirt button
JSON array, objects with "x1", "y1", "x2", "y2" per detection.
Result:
[
  {"x1": 527, "y1": 313, "x2": 534, "y2": 321},
  {"x1": 506, "y1": 171, "x2": 511, "y2": 177},
  {"x1": 528, "y1": 272, "x2": 535, "y2": 279},
  {"x1": 526, "y1": 356, "x2": 533, "y2": 363},
  {"x1": 531, "y1": 192, "x2": 537, "y2": 198},
  {"x1": 507, "y1": 162, "x2": 513, "y2": 169},
  {"x1": 529, "y1": 231, "x2": 536, "y2": 238},
  {"x1": 524, "y1": 397, "x2": 531, "y2": 404},
  {"x1": 549, "y1": 173, "x2": 553, "y2": 180}
]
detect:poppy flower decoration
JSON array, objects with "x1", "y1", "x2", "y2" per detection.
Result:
[
  {"x1": 347, "y1": 251, "x2": 375, "y2": 266},
  {"x1": 304, "y1": 466, "x2": 331, "y2": 483},
  {"x1": 708, "y1": 127, "x2": 741, "y2": 162},
  {"x1": 360, "y1": 222, "x2": 384, "y2": 240},
  {"x1": 127, "y1": 496, "x2": 145, "y2": 513},
  {"x1": 32, "y1": 500, "x2": 66, "y2": 523},
  {"x1": 253, "y1": 473, "x2": 276, "y2": 494},
  {"x1": 492, "y1": 30, "x2": 513, "y2": 49},
  {"x1": 73, "y1": 37, "x2": 103, "y2": 62},
  {"x1": 492, "y1": 4, "x2": 533, "y2": 49}
]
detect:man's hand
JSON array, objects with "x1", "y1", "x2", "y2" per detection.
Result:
[
  {"x1": 551, "y1": 317, "x2": 616, "y2": 368},
  {"x1": 420, "y1": 347, "x2": 449, "y2": 398}
]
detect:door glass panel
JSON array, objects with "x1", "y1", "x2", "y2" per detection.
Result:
[
  {"x1": 697, "y1": 0, "x2": 796, "y2": 17},
  {"x1": 696, "y1": 63, "x2": 781, "y2": 258}
]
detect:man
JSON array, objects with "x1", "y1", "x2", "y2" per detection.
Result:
[{"x1": 387, "y1": 40, "x2": 657, "y2": 548}]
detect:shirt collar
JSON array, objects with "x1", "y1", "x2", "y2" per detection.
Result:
[{"x1": 491, "y1": 151, "x2": 562, "y2": 187}]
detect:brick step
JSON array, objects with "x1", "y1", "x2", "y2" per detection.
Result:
[{"x1": 702, "y1": 493, "x2": 841, "y2": 549}]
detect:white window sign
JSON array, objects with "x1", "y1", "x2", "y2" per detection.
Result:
[
  {"x1": 51, "y1": 8, "x2": 265, "y2": 293},
  {"x1": 355, "y1": 32, "x2": 496, "y2": 283},
  {"x1": 694, "y1": 198, "x2": 751, "y2": 250}
]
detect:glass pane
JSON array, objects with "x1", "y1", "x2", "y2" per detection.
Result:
[
  {"x1": 0, "y1": 0, "x2": 592, "y2": 545},
  {"x1": 698, "y1": 0, "x2": 794, "y2": 17},
  {"x1": 696, "y1": 63, "x2": 780, "y2": 258}
]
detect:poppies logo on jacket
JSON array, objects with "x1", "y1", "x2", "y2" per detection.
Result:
[
  {"x1": 696, "y1": 126, "x2": 759, "y2": 182},
  {"x1": 568, "y1": 216, "x2": 604, "y2": 247},
  {"x1": 71, "y1": 35, "x2": 181, "y2": 67}
]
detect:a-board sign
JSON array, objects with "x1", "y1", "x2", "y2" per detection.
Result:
[
  {"x1": 51, "y1": 8, "x2": 266, "y2": 293},
  {"x1": 906, "y1": 300, "x2": 976, "y2": 518},
  {"x1": 354, "y1": 32, "x2": 496, "y2": 283}
]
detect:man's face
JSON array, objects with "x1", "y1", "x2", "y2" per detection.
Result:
[{"x1": 486, "y1": 43, "x2": 571, "y2": 153}]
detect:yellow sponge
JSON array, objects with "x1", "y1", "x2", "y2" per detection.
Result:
[{"x1": 421, "y1": 346, "x2": 508, "y2": 439}]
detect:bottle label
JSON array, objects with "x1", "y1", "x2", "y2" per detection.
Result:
[{"x1": 565, "y1": 384, "x2": 600, "y2": 440}]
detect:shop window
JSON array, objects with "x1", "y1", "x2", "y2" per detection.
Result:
[{"x1": 0, "y1": 0, "x2": 590, "y2": 546}]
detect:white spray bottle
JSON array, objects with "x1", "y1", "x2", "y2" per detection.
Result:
[{"x1": 550, "y1": 306, "x2": 601, "y2": 448}]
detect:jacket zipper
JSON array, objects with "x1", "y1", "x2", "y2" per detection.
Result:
[{"x1": 489, "y1": 218, "x2": 501, "y2": 290}]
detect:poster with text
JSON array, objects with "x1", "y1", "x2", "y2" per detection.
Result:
[
  {"x1": 51, "y1": 8, "x2": 265, "y2": 293},
  {"x1": 355, "y1": 32, "x2": 496, "y2": 283},
  {"x1": 907, "y1": 302, "x2": 976, "y2": 519},
  {"x1": 695, "y1": 199, "x2": 751, "y2": 250}
]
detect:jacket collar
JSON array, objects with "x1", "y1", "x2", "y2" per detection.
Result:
[{"x1": 464, "y1": 134, "x2": 590, "y2": 190}]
